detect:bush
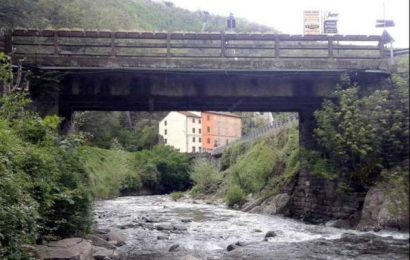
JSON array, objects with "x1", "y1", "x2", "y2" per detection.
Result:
[
  {"x1": 133, "y1": 146, "x2": 191, "y2": 194},
  {"x1": 314, "y1": 72, "x2": 409, "y2": 186},
  {"x1": 226, "y1": 184, "x2": 246, "y2": 208},
  {"x1": 189, "y1": 159, "x2": 221, "y2": 195},
  {"x1": 170, "y1": 191, "x2": 184, "y2": 201},
  {"x1": 0, "y1": 93, "x2": 92, "y2": 257}
]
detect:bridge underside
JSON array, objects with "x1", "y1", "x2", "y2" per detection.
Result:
[
  {"x1": 55, "y1": 69, "x2": 388, "y2": 113},
  {"x1": 32, "y1": 68, "x2": 387, "y2": 150}
]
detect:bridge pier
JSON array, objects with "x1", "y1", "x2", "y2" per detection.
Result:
[
  {"x1": 58, "y1": 103, "x2": 73, "y2": 134},
  {"x1": 298, "y1": 106, "x2": 320, "y2": 151}
]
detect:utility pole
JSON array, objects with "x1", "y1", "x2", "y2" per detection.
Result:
[{"x1": 376, "y1": 2, "x2": 395, "y2": 65}]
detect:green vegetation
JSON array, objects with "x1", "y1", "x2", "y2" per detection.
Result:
[
  {"x1": 0, "y1": 93, "x2": 92, "y2": 258},
  {"x1": 189, "y1": 159, "x2": 221, "y2": 198},
  {"x1": 314, "y1": 62, "x2": 409, "y2": 187},
  {"x1": 224, "y1": 128, "x2": 299, "y2": 198},
  {"x1": 79, "y1": 146, "x2": 139, "y2": 199},
  {"x1": 170, "y1": 191, "x2": 184, "y2": 201},
  {"x1": 1, "y1": 0, "x2": 274, "y2": 32},
  {"x1": 188, "y1": 127, "x2": 299, "y2": 208},
  {"x1": 74, "y1": 111, "x2": 164, "y2": 151},
  {"x1": 226, "y1": 184, "x2": 246, "y2": 208},
  {"x1": 80, "y1": 145, "x2": 191, "y2": 199},
  {"x1": 134, "y1": 146, "x2": 191, "y2": 194}
]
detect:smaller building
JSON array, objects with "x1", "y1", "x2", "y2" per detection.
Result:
[
  {"x1": 202, "y1": 112, "x2": 242, "y2": 152},
  {"x1": 159, "y1": 111, "x2": 202, "y2": 153}
]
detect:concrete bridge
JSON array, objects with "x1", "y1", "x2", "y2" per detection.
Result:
[{"x1": 0, "y1": 29, "x2": 392, "y2": 148}]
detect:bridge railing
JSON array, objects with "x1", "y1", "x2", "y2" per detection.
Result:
[
  {"x1": 5, "y1": 29, "x2": 385, "y2": 60},
  {"x1": 211, "y1": 113, "x2": 299, "y2": 157}
]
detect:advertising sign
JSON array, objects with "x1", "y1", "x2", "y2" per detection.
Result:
[
  {"x1": 323, "y1": 11, "x2": 338, "y2": 34},
  {"x1": 303, "y1": 10, "x2": 321, "y2": 35}
]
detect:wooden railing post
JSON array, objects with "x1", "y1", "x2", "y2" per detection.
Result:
[
  {"x1": 328, "y1": 37, "x2": 334, "y2": 58},
  {"x1": 111, "y1": 32, "x2": 116, "y2": 57},
  {"x1": 53, "y1": 31, "x2": 59, "y2": 55},
  {"x1": 274, "y1": 34, "x2": 280, "y2": 58},
  {"x1": 166, "y1": 32, "x2": 171, "y2": 57},
  {"x1": 221, "y1": 32, "x2": 226, "y2": 58}
]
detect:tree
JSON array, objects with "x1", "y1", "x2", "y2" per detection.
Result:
[{"x1": 314, "y1": 67, "x2": 409, "y2": 186}]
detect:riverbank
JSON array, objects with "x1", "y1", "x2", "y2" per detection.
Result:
[{"x1": 94, "y1": 195, "x2": 409, "y2": 260}]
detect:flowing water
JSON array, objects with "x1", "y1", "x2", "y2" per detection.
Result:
[{"x1": 94, "y1": 195, "x2": 409, "y2": 260}]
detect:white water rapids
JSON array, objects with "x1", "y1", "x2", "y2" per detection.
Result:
[{"x1": 94, "y1": 195, "x2": 409, "y2": 259}]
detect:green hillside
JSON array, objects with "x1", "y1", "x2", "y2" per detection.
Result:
[{"x1": 1, "y1": 0, "x2": 276, "y2": 32}]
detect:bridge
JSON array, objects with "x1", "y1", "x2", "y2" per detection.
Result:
[{"x1": 0, "y1": 29, "x2": 393, "y2": 148}]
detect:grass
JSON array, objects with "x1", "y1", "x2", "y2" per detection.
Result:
[
  {"x1": 79, "y1": 146, "x2": 137, "y2": 199},
  {"x1": 224, "y1": 127, "x2": 300, "y2": 198}
]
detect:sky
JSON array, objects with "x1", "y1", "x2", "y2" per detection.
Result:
[{"x1": 167, "y1": 0, "x2": 409, "y2": 48}]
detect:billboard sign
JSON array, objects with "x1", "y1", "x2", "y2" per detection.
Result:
[
  {"x1": 323, "y1": 11, "x2": 339, "y2": 34},
  {"x1": 304, "y1": 10, "x2": 321, "y2": 35}
]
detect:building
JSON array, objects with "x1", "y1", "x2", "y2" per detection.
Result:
[
  {"x1": 159, "y1": 111, "x2": 242, "y2": 153},
  {"x1": 202, "y1": 112, "x2": 242, "y2": 152},
  {"x1": 159, "y1": 112, "x2": 202, "y2": 153}
]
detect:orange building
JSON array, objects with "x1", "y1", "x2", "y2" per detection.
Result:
[{"x1": 202, "y1": 112, "x2": 242, "y2": 152}]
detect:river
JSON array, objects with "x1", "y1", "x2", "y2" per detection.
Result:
[{"x1": 94, "y1": 195, "x2": 409, "y2": 260}]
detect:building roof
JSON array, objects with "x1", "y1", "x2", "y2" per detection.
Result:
[
  {"x1": 203, "y1": 111, "x2": 241, "y2": 118},
  {"x1": 178, "y1": 111, "x2": 201, "y2": 118}
]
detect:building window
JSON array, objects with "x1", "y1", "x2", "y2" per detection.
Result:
[
  {"x1": 192, "y1": 118, "x2": 195, "y2": 123},
  {"x1": 226, "y1": 139, "x2": 229, "y2": 145},
  {"x1": 199, "y1": 129, "x2": 202, "y2": 134},
  {"x1": 207, "y1": 126, "x2": 210, "y2": 133},
  {"x1": 164, "y1": 139, "x2": 167, "y2": 144},
  {"x1": 207, "y1": 138, "x2": 210, "y2": 144},
  {"x1": 199, "y1": 147, "x2": 202, "y2": 152},
  {"x1": 199, "y1": 119, "x2": 201, "y2": 124},
  {"x1": 164, "y1": 120, "x2": 167, "y2": 126},
  {"x1": 164, "y1": 129, "x2": 167, "y2": 135},
  {"x1": 192, "y1": 137, "x2": 195, "y2": 142},
  {"x1": 199, "y1": 137, "x2": 202, "y2": 143},
  {"x1": 214, "y1": 140, "x2": 218, "y2": 147},
  {"x1": 192, "y1": 128, "x2": 195, "y2": 133},
  {"x1": 207, "y1": 115, "x2": 210, "y2": 121},
  {"x1": 192, "y1": 146, "x2": 196, "y2": 153}
]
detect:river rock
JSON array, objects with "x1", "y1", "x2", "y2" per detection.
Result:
[
  {"x1": 169, "y1": 244, "x2": 180, "y2": 252},
  {"x1": 35, "y1": 238, "x2": 93, "y2": 260},
  {"x1": 92, "y1": 246, "x2": 118, "y2": 260},
  {"x1": 106, "y1": 230, "x2": 126, "y2": 247},
  {"x1": 89, "y1": 235, "x2": 116, "y2": 250},
  {"x1": 117, "y1": 223, "x2": 141, "y2": 229},
  {"x1": 253, "y1": 193, "x2": 291, "y2": 216},
  {"x1": 265, "y1": 231, "x2": 277, "y2": 238},
  {"x1": 358, "y1": 183, "x2": 409, "y2": 231},
  {"x1": 227, "y1": 241, "x2": 248, "y2": 251}
]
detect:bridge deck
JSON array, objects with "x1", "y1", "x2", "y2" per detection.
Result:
[{"x1": 1, "y1": 30, "x2": 390, "y2": 71}]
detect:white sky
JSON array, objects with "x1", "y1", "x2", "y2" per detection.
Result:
[{"x1": 168, "y1": 0, "x2": 409, "y2": 47}]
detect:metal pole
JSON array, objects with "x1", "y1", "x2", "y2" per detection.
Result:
[{"x1": 390, "y1": 41, "x2": 394, "y2": 65}]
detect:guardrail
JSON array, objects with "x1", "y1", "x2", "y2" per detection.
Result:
[
  {"x1": 211, "y1": 114, "x2": 299, "y2": 157},
  {"x1": 4, "y1": 29, "x2": 386, "y2": 60}
]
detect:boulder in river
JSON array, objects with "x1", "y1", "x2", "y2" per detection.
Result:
[
  {"x1": 265, "y1": 231, "x2": 277, "y2": 238},
  {"x1": 34, "y1": 238, "x2": 93, "y2": 260},
  {"x1": 106, "y1": 230, "x2": 126, "y2": 247},
  {"x1": 93, "y1": 246, "x2": 118, "y2": 260},
  {"x1": 89, "y1": 235, "x2": 116, "y2": 250},
  {"x1": 357, "y1": 183, "x2": 409, "y2": 231},
  {"x1": 169, "y1": 244, "x2": 180, "y2": 252}
]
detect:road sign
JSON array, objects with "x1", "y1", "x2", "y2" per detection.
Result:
[
  {"x1": 324, "y1": 20, "x2": 338, "y2": 34},
  {"x1": 376, "y1": 20, "x2": 395, "y2": 28}
]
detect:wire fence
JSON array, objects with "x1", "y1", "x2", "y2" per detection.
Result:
[{"x1": 211, "y1": 113, "x2": 299, "y2": 156}]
